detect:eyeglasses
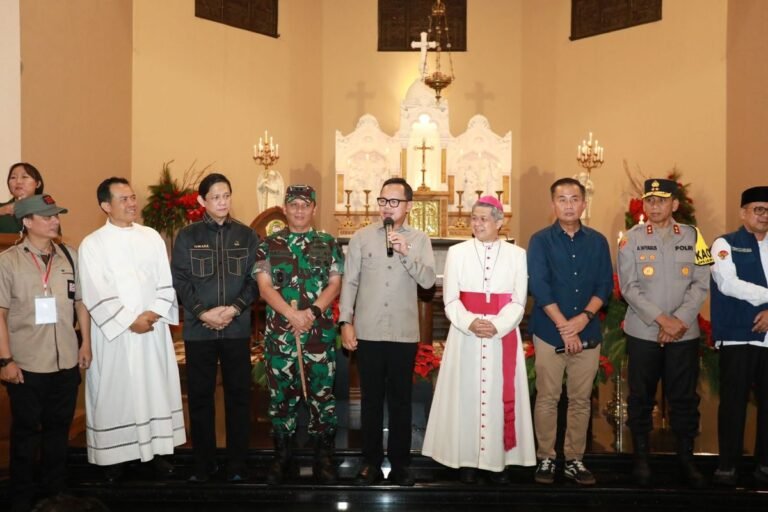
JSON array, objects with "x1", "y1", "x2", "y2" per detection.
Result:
[
  {"x1": 748, "y1": 205, "x2": 768, "y2": 216},
  {"x1": 377, "y1": 197, "x2": 407, "y2": 207}
]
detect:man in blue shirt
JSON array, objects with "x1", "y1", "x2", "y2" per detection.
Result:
[{"x1": 527, "y1": 177, "x2": 613, "y2": 486}]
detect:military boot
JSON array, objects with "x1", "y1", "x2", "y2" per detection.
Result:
[
  {"x1": 312, "y1": 431, "x2": 338, "y2": 485},
  {"x1": 267, "y1": 434, "x2": 293, "y2": 486},
  {"x1": 677, "y1": 437, "x2": 705, "y2": 489},
  {"x1": 632, "y1": 434, "x2": 652, "y2": 487}
]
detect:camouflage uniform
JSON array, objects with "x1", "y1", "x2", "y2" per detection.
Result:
[{"x1": 253, "y1": 227, "x2": 344, "y2": 436}]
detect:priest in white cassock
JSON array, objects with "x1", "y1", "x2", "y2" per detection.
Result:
[
  {"x1": 422, "y1": 196, "x2": 536, "y2": 484},
  {"x1": 78, "y1": 177, "x2": 185, "y2": 481}
]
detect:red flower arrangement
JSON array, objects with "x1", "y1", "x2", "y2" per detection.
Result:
[
  {"x1": 141, "y1": 161, "x2": 208, "y2": 241},
  {"x1": 413, "y1": 343, "x2": 442, "y2": 384}
]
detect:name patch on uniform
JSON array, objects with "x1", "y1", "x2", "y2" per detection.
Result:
[
  {"x1": 637, "y1": 245, "x2": 657, "y2": 251},
  {"x1": 193, "y1": 244, "x2": 210, "y2": 249},
  {"x1": 642, "y1": 265, "x2": 654, "y2": 276},
  {"x1": 731, "y1": 247, "x2": 752, "y2": 253},
  {"x1": 675, "y1": 245, "x2": 693, "y2": 251}
]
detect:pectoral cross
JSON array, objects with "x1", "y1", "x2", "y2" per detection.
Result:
[{"x1": 414, "y1": 138, "x2": 434, "y2": 192}]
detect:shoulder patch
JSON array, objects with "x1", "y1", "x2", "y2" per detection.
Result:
[{"x1": 718, "y1": 250, "x2": 729, "y2": 260}]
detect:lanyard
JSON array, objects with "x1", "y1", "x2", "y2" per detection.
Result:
[{"x1": 29, "y1": 251, "x2": 55, "y2": 295}]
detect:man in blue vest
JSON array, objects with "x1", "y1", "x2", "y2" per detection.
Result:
[{"x1": 710, "y1": 185, "x2": 768, "y2": 487}]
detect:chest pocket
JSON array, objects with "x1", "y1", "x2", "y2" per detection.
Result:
[
  {"x1": 308, "y1": 240, "x2": 332, "y2": 270},
  {"x1": 190, "y1": 249, "x2": 214, "y2": 277},
  {"x1": 226, "y1": 248, "x2": 249, "y2": 276},
  {"x1": 269, "y1": 248, "x2": 294, "y2": 287}
]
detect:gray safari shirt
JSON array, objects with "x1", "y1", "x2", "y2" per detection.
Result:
[
  {"x1": 617, "y1": 221, "x2": 709, "y2": 342},
  {"x1": 339, "y1": 220, "x2": 436, "y2": 342}
]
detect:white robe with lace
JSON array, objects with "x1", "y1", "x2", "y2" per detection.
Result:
[
  {"x1": 422, "y1": 239, "x2": 536, "y2": 471},
  {"x1": 79, "y1": 221, "x2": 185, "y2": 466}
]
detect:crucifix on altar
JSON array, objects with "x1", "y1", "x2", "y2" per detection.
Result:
[{"x1": 414, "y1": 138, "x2": 434, "y2": 191}]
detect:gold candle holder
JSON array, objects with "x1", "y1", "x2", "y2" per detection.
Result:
[
  {"x1": 475, "y1": 190, "x2": 483, "y2": 200},
  {"x1": 577, "y1": 131, "x2": 605, "y2": 181},
  {"x1": 362, "y1": 189, "x2": 372, "y2": 226},
  {"x1": 454, "y1": 190, "x2": 466, "y2": 228},
  {"x1": 496, "y1": 190, "x2": 504, "y2": 202},
  {"x1": 343, "y1": 189, "x2": 355, "y2": 227}
]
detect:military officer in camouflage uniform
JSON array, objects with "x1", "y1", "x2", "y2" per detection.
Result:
[
  {"x1": 618, "y1": 178, "x2": 712, "y2": 488},
  {"x1": 253, "y1": 185, "x2": 344, "y2": 485}
]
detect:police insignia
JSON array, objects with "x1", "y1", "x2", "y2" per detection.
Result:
[
  {"x1": 646, "y1": 225, "x2": 654, "y2": 235},
  {"x1": 640, "y1": 255, "x2": 646, "y2": 261},
  {"x1": 619, "y1": 238, "x2": 628, "y2": 250},
  {"x1": 642, "y1": 265, "x2": 654, "y2": 276},
  {"x1": 681, "y1": 266, "x2": 690, "y2": 276},
  {"x1": 718, "y1": 250, "x2": 729, "y2": 260},
  {"x1": 673, "y1": 224, "x2": 681, "y2": 235},
  {"x1": 649, "y1": 254, "x2": 656, "y2": 261}
]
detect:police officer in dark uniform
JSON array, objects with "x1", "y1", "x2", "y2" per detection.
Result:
[{"x1": 618, "y1": 178, "x2": 712, "y2": 488}]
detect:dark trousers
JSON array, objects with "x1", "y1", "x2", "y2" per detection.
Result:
[
  {"x1": 185, "y1": 338, "x2": 252, "y2": 474},
  {"x1": 5, "y1": 366, "x2": 80, "y2": 505},
  {"x1": 717, "y1": 344, "x2": 768, "y2": 470},
  {"x1": 356, "y1": 340, "x2": 418, "y2": 470},
  {"x1": 626, "y1": 336, "x2": 700, "y2": 439}
]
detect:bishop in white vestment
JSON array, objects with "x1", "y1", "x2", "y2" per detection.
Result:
[
  {"x1": 79, "y1": 179, "x2": 185, "y2": 467},
  {"x1": 423, "y1": 197, "x2": 535, "y2": 480}
]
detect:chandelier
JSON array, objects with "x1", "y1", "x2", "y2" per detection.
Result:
[{"x1": 423, "y1": 0, "x2": 455, "y2": 102}]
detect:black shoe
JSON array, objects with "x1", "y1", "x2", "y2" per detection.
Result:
[
  {"x1": 104, "y1": 463, "x2": 125, "y2": 484},
  {"x1": 152, "y1": 456, "x2": 176, "y2": 478},
  {"x1": 487, "y1": 469, "x2": 510, "y2": 485},
  {"x1": 534, "y1": 458, "x2": 556, "y2": 485},
  {"x1": 564, "y1": 459, "x2": 596, "y2": 486},
  {"x1": 389, "y1": 466, "x2": 415, "y2": 487},
  {"x1": 354, "y1": 464, "x2": 383, "y2": 486},
  {"x1": 713, "y1": 468, "x2": 737, "y2": 487},
  {"x1": 188, "y1": 463, "x2": 219, "y2": 483},
  {"x1": 754, "y1": 465, "x2": 768, "y2": 486},
  {"x1": 459, "y1": 467, "x2": 478, "y2": 484},
  {"x1": 227, "y1": 472, "x2": 248, "y2": 483}
]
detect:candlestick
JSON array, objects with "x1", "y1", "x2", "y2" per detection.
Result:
[
  {"x1": 576, "y1": 131, "x2": 605, "y2": 181},
  {"x1": 454, "y1": 190, "x2": 466, "y2": 228},
  {"x1": 343, "y1": 189, "x2": 355, "y2": 227}
]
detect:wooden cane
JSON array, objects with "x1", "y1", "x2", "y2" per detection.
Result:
[{"x1": 290, "y1": 299, "x2": 309, "y2": 402}]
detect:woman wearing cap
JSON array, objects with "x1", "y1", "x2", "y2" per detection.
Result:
[
  {"x1": 422, "y1": 196, "x2": 536, "y2": 484},
  {"x1": 0, "y1": 162, "x2": 45, "y2": 234},
  {"x1": 0, "y1": 194, "x2": 91, "y2": 511}
]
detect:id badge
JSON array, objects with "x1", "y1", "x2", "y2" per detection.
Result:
[{"x1": 35, "y1": 295, "x2": 57, "y2": 325}]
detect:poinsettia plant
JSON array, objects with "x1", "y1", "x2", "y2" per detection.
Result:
[
  {"x1": 413, "y1": 342, "x2": 443, "y2": 384},
  {"x1": 141, "y1": 161, "x2": 208, "y2": 241}
]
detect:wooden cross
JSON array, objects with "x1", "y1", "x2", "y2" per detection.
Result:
[{"x1": 410, "y1": 31, "x2": 437, "y2": 78}]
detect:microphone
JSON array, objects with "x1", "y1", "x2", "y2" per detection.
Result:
[
  {"x1": 555, "y1": 339, "x2": 600, "y2": 354},
  {"x1": 383, "y1": 217, "x2": 394, "y2": 257}
]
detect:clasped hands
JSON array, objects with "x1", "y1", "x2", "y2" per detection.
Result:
[
  {"x1": 468, "y1": 318, "x2": 498, "y2": 339},
  {"x1": 287, "y1": 307, "x2": 318, "y2": 339},
  {"x1": 556, "y1": 315, "x2": 589, "y2": 354},
  {"x1": 200, "y1": 306, "x2": 239, "y2": 331},
  {"x1": 129, "y1": 311, "x2": 161, "y2": 334},
  {"x1": 656, "y1": 314, "x2": 689, "y2": 344}
]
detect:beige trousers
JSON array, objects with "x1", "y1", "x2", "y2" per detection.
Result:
[{"x1": 533, "y1": 335, "x2": 599, "y2": 461}]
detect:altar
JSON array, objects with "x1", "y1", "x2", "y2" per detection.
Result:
[{"x1": 333, "y1": 77, "x2": 515, "y2": 240}]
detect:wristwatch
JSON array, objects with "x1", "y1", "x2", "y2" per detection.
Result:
[
  {"x1": 582, "y1": 310, "x2": 595, "y2": 321},
  {"x1": 0, "y1": 356, "x2": 14, "y2": 368},
  {"x1": 338, "y1": 320, "x2": 350, "y2": 328},
  {"x1": 310, "y1": 305, "x2": 322, "y2": 319}
]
